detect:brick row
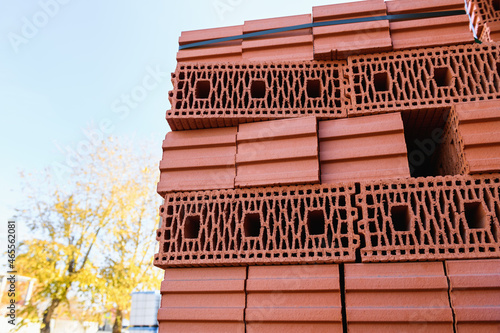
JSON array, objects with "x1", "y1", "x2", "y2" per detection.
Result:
[
  {"x1": 175, "y1": 0, "x2": 472, "y2": 63},
  {"x1": 159, "y1": 115, "x2": 413, "y2": 193},
  {"x1": 155, "y1": 174, "x2": 500, "y2": 267},
  {"x1": 156, "y1": 260, "x2": 500, "y2": 332},
  {"x1": 166, "y1": 61, "x2": 348, "y2": 131},
  {"x1": 346, "y1": 43, "x2": 500, "y2": 116},
  {"x1": 154, "y1": 183, "x2": 359, "y2": 267}
]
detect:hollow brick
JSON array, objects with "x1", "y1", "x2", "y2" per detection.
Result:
[
  {"x1": 356, "y1": 174, "x2": 500, "y2": 262},
  {"x1": 445, "y1": 259, "x2": 500, "y2": 333},
  {"x1": 157, "y1": 127, "x2": 237, "y2": 195},
  {"x1": 235, "y1": 117, "x2": 320, "y2": 188},
  {"x1": 346, "y1": 43, "x2": 500, "y2": 116},
  {"x1": 154, "y1": 183, "x2": 359, "y2": 268},
  {"x1": 246, "y1": 265, "x2": 343, "y2": 333},
  {"x1": 386, "y1": 0, "x2": 473, "y2": 51},
  {"x1": 158, "y1": 267, "x2": 246, "y2": 332},
  {"x1": 167, "y1": 61, "x2": 348, "y2": 130},
  {"x1": 319, "y1": 112, "x2": 410, "y2": 183},
  {"x1": 344, "y1": 261, "x2": 454, "y2": 332}
]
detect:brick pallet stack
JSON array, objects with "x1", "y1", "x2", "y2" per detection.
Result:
[{"x1": 154, "y1": 0, "x2": 500, "y2": 332}]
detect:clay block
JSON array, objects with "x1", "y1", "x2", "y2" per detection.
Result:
[
  {"x1": 346, "y1": 43, "x2": 500, "y2": 116},
  {"x1": 345, "y1": 261, "x2": 454, "y2": 332},
  {"x1": 453, "y1": 100, "x2": 500, "y2": 174},
  {"x1": 312, "y1": 0, "x2": 392, "y2": 60},
  {"x1": 236, "y1": 117, "x2": 319, "y2": 187},
  {"x1": 386, "y1": 0, "x2": 473, "y2": 50},
  {"x1": 479, "y1": 21, "x2": 500, "y2": 42},
  {"x1": 154, "y1": 183, "x2": 359, "y2": 267},
  {"x1": 246, "y1": 265, "x2": 342, "y2": 333},
  {"x1": 445, "y1": 259, "x2": 500, "y2": 333},
  {"x1": 158, "y1": 267, "x2": 246, "y2": 332},
  {"x1": 167, "y1": 61, "x2": 348, "y2": 131},
  {"x1": 177, "y1": 25, "x2": 243, "y2": 63},
  {"x1": 242, "y1": 14, "x2": 313, "y2": 61},
  {"x1": 319, "y1": 113, "x2": 410, "y2": 183},
  {"x1": 157, "y1": 127, "x2": 237, "y2": 195},
  {"x1": 356, "y1": 174, "x2": 500, "y2": 262},
  {"x1": 468, "y1": 0, "x2": 500, "y2": 36}
]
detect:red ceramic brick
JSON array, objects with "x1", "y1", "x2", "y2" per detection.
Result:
[
  {"x1": 177, "y1": 25, "x2": 243, "y2": 63},
  {"x1": 445, "y1": 259, "x2": 500, "y2": 332},
  {"x1": 319, "y1": 113, "x2": 410, "y2": 183},
  {"x1": 167, "y1": 61, "x2": 348, "y2": 131},
  {"x1": 242, "y1": 14, "x2": 313, "y2": 61},
  {"x1": 346, "y1": 43, "x2": 500, "y2": 116},
  {"x1": 154, "y1": 183, "x2": 359, "y2": 267},
  {"x1": 468, "y1": 0, "x2": 500, "y2": 36},
  {"x1": 454, "y1": 100, "x2": 500, "y2": 174},
  {"x1": 356, "y1": 174, "x2": 500, "y2": 262},
  {"x1": 235, "y1": 117, "x2": 319, "y2": 187},
  {"x1": 157, "y1": 127, "x2": 236, "y2": 194},
  {"x1": 312, "y1": 0, "x2": 392, "y2": 60},
  {"x1": 480, "y1": 20, "x2": 500, "y2": 41},
  {"x1": 158, "y1": 267, "x2": 246, "y2": 333},
  {"x1": 246, "y1": 265, "x2": 342, "y2": 333},
  {"x1": 345, "y1": 261, "x2": 454, "y2": 332},
  {"x1": 386, "y1": 0, "x2": 473, "y2": 50}
]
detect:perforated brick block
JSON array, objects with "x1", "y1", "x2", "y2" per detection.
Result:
[
  {"x1": 157, "y1": 127, "x2": 237, "y2": 195},
  {"x1": 319, "y1": 112, "x2": 410, "y2": 183},
  {"x1": 246, "y1": 265, "x2": 343, "y2": 333},
  {"x1": 242, "y1": 14, "x2": 313, "y2": 61},
  {"x1": 346, "y1": 43, "x2": 500, "y2": 116},
  {"x1": 446, "y1": 259, "x2": 500, "y2": 333},
  {"x1": 468, "y1": 0, "x2": 500, "y2": 35},
  {"x1": 158, "y1": 267, "x2": 246, "y2": 332},
  {"x1": 176, "y1": 25, "x2": 243, "y2": 63},
  {"x1": 154, "y1": 183, "x2": 359, "y2": 268},
  {"x1": 386, "y1": 0, "x2": 473, "y2": 51},
  {"x1": 312, "y1": 0, "x2": 392, "y2": 60},
  {"x1": 345, "y1": 261, "x2": 454, "y2": 332},
  {"x1": 480, "y1": 21, "x2": 500, "y2": 42},
  {"x1": 167, "y1": 61, "x2": 348, "y2": 131},
  {"x1": 356, "y1": 174, "x2": 500, "y2": 262},
  {"x1": 454, "y1": 100, "x2": 500, "y2": 174},
  {"x1": 236, "y1": 117, "x2": 319, "y2": 187}
]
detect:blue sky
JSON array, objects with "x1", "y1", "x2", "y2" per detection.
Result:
[{"x1": 0, "y1": 0, "x2": 356, "y2": 243}]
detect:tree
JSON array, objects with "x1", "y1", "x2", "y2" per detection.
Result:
[{"x1": 16, "y1": 136, "x2": 162, "y2": 333}]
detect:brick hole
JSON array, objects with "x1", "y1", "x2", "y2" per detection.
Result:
[
  {"x1": 250, "y1": 80, "x2": 266, "y2": 98},
  {"x1": 184, "y1": 215, "x2": 200, "y2": 239},
  {"x1": 373, "y1": 72, "x2": 390, "y2": 91},
  {"x1": 244, "y1": 213, "x2": 261, "y2": 237},
  {"x1": 464, "y1": 202, "x2": 487, "y2": 229},
  {"x1": 494, "y1": 0, "x2": 500, "y2": 11},
  {"x1": 391, "y1": 205, "x2": 411, "y2": 231},
  {"x1": 433, "y1": 67, "x2": 452, "y2": 87},
  {"x1": 307, "y1": 210, "x2": 325, "y2": 235},
  {"x1": 496, "y1": 62, "x2": 500, "y2": 78},
  {"x1": 402, "y1": 108, "x2": 454, "y2": 177},
  {"x1": 195, "y1": 80, "x2": 210, "y2": 99},
  {"x1": 306, "y1": 79, "x2": 321, "y2": 98}
]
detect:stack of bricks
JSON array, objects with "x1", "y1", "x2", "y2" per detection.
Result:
[{"x1": 154, "y1": 0, "x2": 500, "y2": 331}]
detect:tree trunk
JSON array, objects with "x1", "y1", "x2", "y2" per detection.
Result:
[
  {"x1": 40, "y1": 299, "x2": 60, "y2": 333},
  {"x1": 112, "y1": 308, "x2": 122, "y2": 333}
]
